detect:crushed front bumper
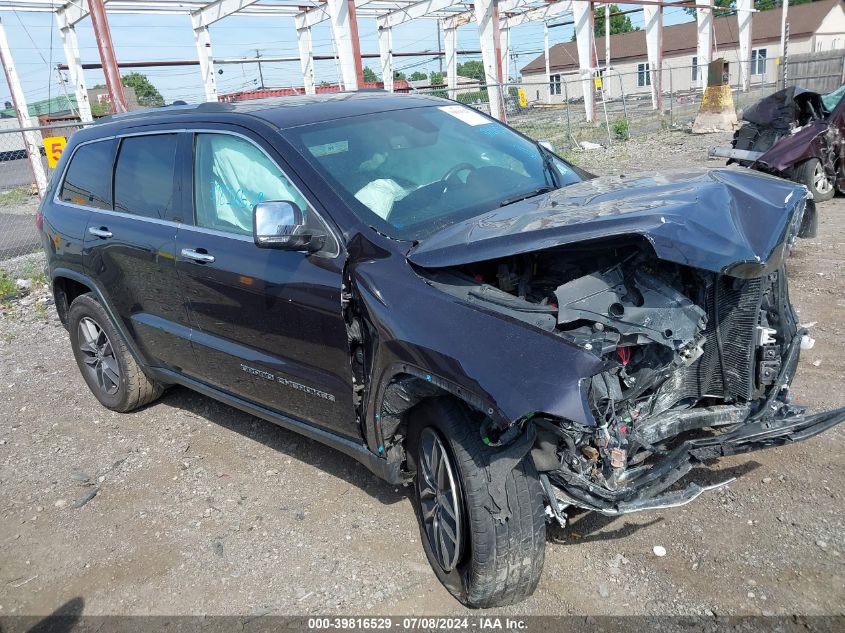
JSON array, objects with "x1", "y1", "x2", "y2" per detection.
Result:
[{"x1": 548, "y1": 405, "x2": 845, "y2": 516}]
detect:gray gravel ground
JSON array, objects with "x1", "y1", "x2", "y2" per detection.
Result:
[{"x1": 0, "y1": 129, "x2": 843, "y2": 618}]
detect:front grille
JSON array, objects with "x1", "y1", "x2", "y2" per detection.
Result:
[{"x1": 652, "y1": 276, "x2": 762, "y2": 413}]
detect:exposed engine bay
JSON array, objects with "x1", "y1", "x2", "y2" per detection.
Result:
[{"x1": 421, "y1": 239, "x2": 814, "y2": 516}]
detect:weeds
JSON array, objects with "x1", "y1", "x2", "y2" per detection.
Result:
[
  {"x1": 612, "y1": 118, "x2": 630, "y2": 140},
  {"x1": 0, "y1": 272, "x2": 16, "y2": 301},
  {"x1": 0, "y1": 186, "x2": 33, "y2": 208}
]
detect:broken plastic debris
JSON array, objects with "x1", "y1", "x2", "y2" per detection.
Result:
[{"x1": 653, "y1": 545, "x2": 667, "y2": 557}]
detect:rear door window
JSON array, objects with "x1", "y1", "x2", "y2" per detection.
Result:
[
  {"x1": 58, "y1": 139, "x2": 117, "y2": 209},
  {"x1": 114, "y1": 134, "x2": 179, "y2": 220}
]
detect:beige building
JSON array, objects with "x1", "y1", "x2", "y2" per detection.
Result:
[{"x1": 519, "y1": 0, "x2": 845, "y2": 103}]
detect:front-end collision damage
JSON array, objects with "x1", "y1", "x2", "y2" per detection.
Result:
[
  {"x1": 347, "y1": 169, "x2": 842, "y2": 510},
  {"x1": 413, "y1": 227, "x2": 845, "y2": 518}
]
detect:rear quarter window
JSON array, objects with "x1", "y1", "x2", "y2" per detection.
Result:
[{"x1": 58, "y1": 139, "x2": 117, "y2": 209}]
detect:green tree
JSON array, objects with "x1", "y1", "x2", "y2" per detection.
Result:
[
  {"x1": 683, "y1": 0, "x2": 816, "y2": 17},
  {"x1": 457, "y1": 60, "x2": 485, "y2": 81},
  {"x1": 393, "y1": 70, "x2": 407, "y2": 81},
  {"x1": 429, "y1": 71, "x2": 444, "y2": 86},
  {"x1": 409, "y1": 71, "x2": 428, "y2": 81},
  {"x1": 362, "y1": 66, "x2": 379, "y2": 83},
  {"x1": 571, "y1": 4, "x2": 639, "y2": 40},
  {"x1": 93, "y1": 72, "x2": 165, "y2": 108},
  {"x1": 121, "y1": 73, "x2": 165, "y2": 107}
]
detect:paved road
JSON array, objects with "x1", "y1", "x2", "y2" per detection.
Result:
[
  {"x1": 0, "y1": 157, "x2": 45, "y2": 191},
  {"x1": 0, "y1": 212, "x2": 39, "y2": 261}
]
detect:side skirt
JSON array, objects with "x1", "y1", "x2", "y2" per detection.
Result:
[{"x1": 151, "y1": 368, "x2": 407, "y2": 485}]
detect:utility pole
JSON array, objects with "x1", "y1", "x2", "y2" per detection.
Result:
[
  {"x1": 437, "y1": 25, "x2": 443, "y2": 74},
  {"x1": 255, "y1": 49, "x2": 265, "y2": 89}
]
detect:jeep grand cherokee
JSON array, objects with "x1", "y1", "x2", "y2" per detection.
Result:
[{"x1": 38, "y1": 92, "x2": 843, "y2": 608}]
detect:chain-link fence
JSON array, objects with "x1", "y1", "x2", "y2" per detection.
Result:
[
  {"x1": 407, "y1": 62, "x2": 791, "y2": 152},
  {"x1": 0, "y1": 121, "x2": 90, "y2": 279},
  {"x1": 1, "y1": 57, "x2": 839, "y2": 279}
]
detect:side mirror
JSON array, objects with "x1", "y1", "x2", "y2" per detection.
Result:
[
  {"x1": 538, "y1": 140, "x2": 555, "y2": 152},
  {"x1": 253, "y1": 201, "x2": 326, "y2": 252}
]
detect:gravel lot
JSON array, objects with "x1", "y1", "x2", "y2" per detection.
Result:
[{"x1": 1, "y1": 129, "x2": 844, "y2": 618}]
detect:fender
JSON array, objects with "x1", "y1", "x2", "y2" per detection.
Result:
[{"x1": 50, "y1": 267, "x2": 156, "y2": 378}]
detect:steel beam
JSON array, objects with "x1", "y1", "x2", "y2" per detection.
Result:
[
  {"x1": 643, "y1": 3, "x2": 662, "y2": 110},
  {"x1": 56, "y1": 19, "x2": 93, "y2": 121},
  {"x1": 443, "y1": 23, "x2": 457, "y2": 98},
  {"x1": 544, "y1": 21, "x2": 551, "y2": 104},
  {"x1": 378, "y1": 25, "x2": 393, "y2": 91},
  {"x1": 573, "y1": 0, "x2": 596, "y2": 123},
  {"x1": 326, "y1": 0, "x2": 363, "y2": 90},
  {"x1": 474, "y1": 0, "x2": 504, "y2": 121},
  {"x1": 738, "y1": 0, "x2": 752, "y2": 91},
  {"x1": 0, "y1": 18, "x2": 47, "y2": 195},
  {"x1": 192, "y1": 21, "x2": 217, "y2": 101},
  {"x1": 696, "y1": 0, "x2": 712, "y2": 90},
  {"x1": 501, "y1": 1, "x2": 572, "y2": 29},
  {"x1": 191, "y1": 0, "x2": 259, "y2": 28},
  {"x1": 296, "y1": 25, "x2": 316, "y2": 95},
  {"x1": 88, "y1": 0, "x2": 128, "y2": 112},
  {"x1": 377, "y1": 0, "x2": 463, "y2": 29}
]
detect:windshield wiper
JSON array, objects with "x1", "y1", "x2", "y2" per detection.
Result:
[
  {"x1": 499, "y1": 186, "x2": 552, "y2": 207},
  {"x1": 539, "y1": 144, "x2": 562, "y2": 188}
]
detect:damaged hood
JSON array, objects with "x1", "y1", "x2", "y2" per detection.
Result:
[{"x1": 407, "y1": 169, "x2": 806, "y2": 276}]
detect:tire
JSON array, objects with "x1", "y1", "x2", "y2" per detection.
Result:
[
  {"x1": 796, "y1": 158, "x2": 835, "y2": 202},
  {"x1": 407, "y1": 398, "x2": 546, "y2": 608},
  {"x1": 67, "y1": 293, "x2": 163, "y2": 412}
]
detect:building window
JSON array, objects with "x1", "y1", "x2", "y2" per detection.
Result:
[
  {"x1": 637, "y1": 63, "x2": 651, "y2": 87},
  {"x1": 691, "y1": 56, "x2": 698, "y2": 82},
  {"x1": 751, "y1": 49, "x2": 767, "y2": 76},
  {"x1": 549, "y1": 74, "x2": 561, "y2": 96}
]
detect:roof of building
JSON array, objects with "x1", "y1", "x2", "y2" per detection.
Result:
[
  {"x1": 521, "y1": 0, "x2": 843, "y2": 75},
  {"x1": 0, "y1": 94, "x2": 78, "y2": 119}
]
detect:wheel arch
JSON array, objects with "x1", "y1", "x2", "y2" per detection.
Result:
[
  {"x1": 373, "y1": 363, "x2": 497, "y2": 467},
  {"x1": 51, "y1": 267, "x2": 152, "y2": 375}
]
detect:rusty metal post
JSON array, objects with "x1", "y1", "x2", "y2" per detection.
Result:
[{"x1": 88, "y1": 0, "x2": 128, "y2": 113}]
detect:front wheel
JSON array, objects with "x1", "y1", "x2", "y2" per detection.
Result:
[
  {"x1": 796, "y1": 158, "x2": 835, "y2": 202},
  {"x1": 407, "y1": 398, "x2": 546, "y2": 608}
]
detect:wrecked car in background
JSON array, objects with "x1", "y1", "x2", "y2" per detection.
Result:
[
  {"x1": 711, "y1": 84, "x2": 845, "y2": 200},
  {"x1": 41, "y1": 93, "x2": 842, "y2": 609}
]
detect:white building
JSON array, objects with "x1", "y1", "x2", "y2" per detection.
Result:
[{"x1": 520, "y1": 0, "x2": 845, "y2": 104}]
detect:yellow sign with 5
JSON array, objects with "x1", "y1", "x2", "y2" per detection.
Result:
[{"x1": 43, "y1": 136, "x2": 67, "y2": 169}]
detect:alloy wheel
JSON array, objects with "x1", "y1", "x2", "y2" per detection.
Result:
[
  {"x1": 814, "y1": 162, "x2": 833, "y2": 194},
  {"x1": 77, "y1": 317, "x2": 120, "y2": 395},
  {"x1": 418, "y1": 427, "x2": 463, "y2": 572}
]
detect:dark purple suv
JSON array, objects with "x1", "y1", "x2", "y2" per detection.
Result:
[{"x1": 39, "y1": 92, "x2": 842, "y2": 607}]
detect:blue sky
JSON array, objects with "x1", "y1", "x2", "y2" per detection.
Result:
[{"x1": 0, "y1": 4, "x2": 696, "y2": 107}]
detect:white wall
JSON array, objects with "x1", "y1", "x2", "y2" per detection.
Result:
[{"x1": 519, "y1": 36, "x2": 819, "y2": 104}]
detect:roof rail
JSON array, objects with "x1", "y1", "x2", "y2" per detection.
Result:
[{"x1": 95, "y1": 101, "x2": 232, "y2": 124}]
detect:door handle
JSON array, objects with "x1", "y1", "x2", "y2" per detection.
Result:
[
  {"x1": 181, "y1": 248, "x2": 215, "y2": 264},
  {"x1": 88, "y1": 226, "x2": 113, "y2": 239}
]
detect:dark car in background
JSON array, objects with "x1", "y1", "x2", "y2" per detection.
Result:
[
  {"x1": 38, "y1": 93, "x2": 844, "y2": 608},
  {"x1": 711, "y1": 84, "x2": 845, "y2": 201}
]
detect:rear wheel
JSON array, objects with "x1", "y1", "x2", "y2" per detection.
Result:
[
  {"x1": 796, "y1": 158, "x2": 835, "y2": 202},
  {"x1": 68, "y1": 293, "x2": 163, "y2": 412},
  {"x1": 407, "y1": 398, "x2": 546, "y2": 608}
]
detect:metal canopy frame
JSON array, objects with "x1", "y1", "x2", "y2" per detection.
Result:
[{"x1": 0, "y1": 0, "x2": 758, "y2": 127}]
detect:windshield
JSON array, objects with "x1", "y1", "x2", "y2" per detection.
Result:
[{"x1": 284, "y1": 104, "x2": 584, "y2": 241}]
